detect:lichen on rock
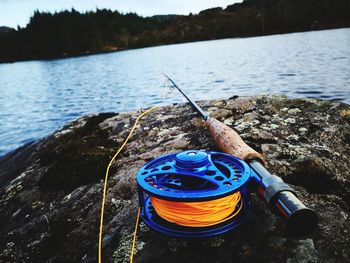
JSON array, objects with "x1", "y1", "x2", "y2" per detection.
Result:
[{"x1": 0, "y1": 95, "x2": 349, "y2": 263}]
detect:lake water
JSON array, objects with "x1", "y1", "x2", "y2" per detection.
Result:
[{"x1": 0, "y1": 28, "x2": 349, "y2": 156}]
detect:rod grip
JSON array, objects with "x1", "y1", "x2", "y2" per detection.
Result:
[{"x1": 206, "y1": 117, "x2": 264, "y2": 163}]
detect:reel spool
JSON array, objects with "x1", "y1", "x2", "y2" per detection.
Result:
[{"x1": 136, "y1": 150, "x2": 252, "y2": 237}]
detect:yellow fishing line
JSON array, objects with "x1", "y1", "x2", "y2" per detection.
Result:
[
  {"x1": 130, "y1": 207, "x2": 141, "y2": 263},
  {"x1": 98, "y1": 106, "x2": 159, "y2": 263},
  {"x1": 150, "y1": 192, "x2": 242, "y2": 227}
]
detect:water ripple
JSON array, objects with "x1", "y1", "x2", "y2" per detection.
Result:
[{"x1": 0, "y1": 28, "x2": 349, "y2": 156}]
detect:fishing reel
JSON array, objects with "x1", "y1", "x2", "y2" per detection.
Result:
[
  {"x1": 136, "y1": 150, "x2": 253, "y2": 238},
  {"x1": 137, "y1": 150, "x2": 318, "y2": 238}
]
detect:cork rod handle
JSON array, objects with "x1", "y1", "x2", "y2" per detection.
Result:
[{"x1": 206, "y1": 117, "x2": 264, "y2": 163}]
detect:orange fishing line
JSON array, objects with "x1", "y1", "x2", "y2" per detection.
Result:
[{"x1": 150, "y1": 192, "x2": 242, "y2": 227}]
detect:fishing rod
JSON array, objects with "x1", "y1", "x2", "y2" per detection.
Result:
[
  {"x1": 163, "y1": 73, "x2": 208, "y2": 120},
  {"x1": 161, "y1": 74, "x2": 318, "y2": 235}
]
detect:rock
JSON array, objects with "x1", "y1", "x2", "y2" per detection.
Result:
[
  {"x1": 299, "y1": 127, "x2": 308, "y2": 133},
  {"x1": 287, "y1": 108, "x2": 302, "y2": 115},
  {"x1": 288, "y1": 239, "x2": 318, "y2": 263},
  {"x1": 0, "y1": 95, "x2": 349, "y2": 263}
]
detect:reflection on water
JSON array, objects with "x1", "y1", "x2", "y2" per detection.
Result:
[{"x1": 0, "y1": 28, "x2": 350, "y2": 156}]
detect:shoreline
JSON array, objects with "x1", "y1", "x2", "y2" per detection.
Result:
[
  {"x1": 1, "y1": 26, "x2": 349, "y2": 64},
  {"x1": 0, "y1": 93, "x2": 349, "y2": 159}
]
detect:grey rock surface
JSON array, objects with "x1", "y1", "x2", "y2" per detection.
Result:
[{"x1": 0, "y1": 95, "x2": 349, "y2": 263}]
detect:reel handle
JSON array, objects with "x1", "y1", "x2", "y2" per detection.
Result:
[{"x1": 250, "y1": 160, "x2": 318, "y2": 235}]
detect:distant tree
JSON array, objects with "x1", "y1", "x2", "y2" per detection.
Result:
[{"x1": 0, "y1": 0, "x2": 349, "y2": 62}]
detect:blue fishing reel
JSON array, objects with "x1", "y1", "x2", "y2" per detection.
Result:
[{"x1": 136, "y1": 150, "x2": 253, "y2": 238}]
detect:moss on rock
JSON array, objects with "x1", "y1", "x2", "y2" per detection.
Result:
[{"x1": 0, "y1": 95, "x2": 349, "y2": 263}]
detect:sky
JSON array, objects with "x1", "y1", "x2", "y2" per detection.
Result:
[{"x1": 0, "y1": 0, "x2": 240, "y2": 28}]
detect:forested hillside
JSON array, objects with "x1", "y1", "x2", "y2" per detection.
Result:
[{"x1": 1, "y1": 0, "x2": 349, "y2": 62}]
